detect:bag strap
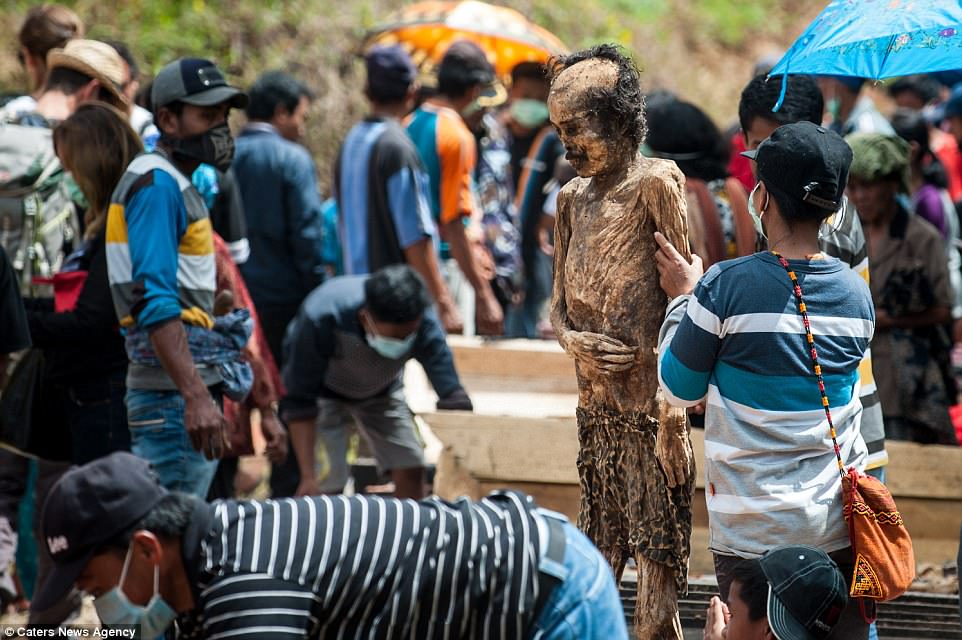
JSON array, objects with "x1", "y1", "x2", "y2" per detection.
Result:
[{"x1": 771, "y1": 251, "x2": 846, "y2": 482}]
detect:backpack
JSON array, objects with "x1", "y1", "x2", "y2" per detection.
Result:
[{"x1": 0, "y1": 116, "x2": 80, "y2": 295}]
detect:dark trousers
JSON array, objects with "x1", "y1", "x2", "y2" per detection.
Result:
[
  {"x1": 62, "y1": 369, "x2": 130, "y2": 465},
  {"x1": 258, "y1": 303, "x2": 303, "y2": 498},
  {"x1": 714, "y1": 548, "x2": 869, "y2": 640}
]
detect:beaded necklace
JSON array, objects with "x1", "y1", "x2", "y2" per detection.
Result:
[{"x1": 771, "y1": 251, "x2": 846, "y2": 481}]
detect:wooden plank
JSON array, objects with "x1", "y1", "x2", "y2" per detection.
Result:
[
  {"x1": 447, "y1": 336, "x2": 577, "y2": 389},
  {"x1": 427, "y1": 411, "x2": 962, "y2": 565},
  {"x1": 423, "y1": 412, "x2": 962, "y2": 500}
]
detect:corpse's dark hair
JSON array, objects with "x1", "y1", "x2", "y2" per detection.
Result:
[
  {"x1": 365, "y1": 264, "x2": 432, "y2": 324},
  {"x1": 890, "y1": 107, "x2": 948, "y2": 189},
  {"x1": 99, "y1": 492, "x2": 197, "y2": 552},
  {"x1": 646, "y1": 97, "x2": 729, "y2": 182},
  {"x1": 547, "y1": 43, "x2": 647, "y2": 148},
  {"x1": 246, "y1": 70, "x2": 313, "y2": 121},
  {"x1": 730, "y1": 559, "x2": 769, "y2": 622},
  {"x1": 738, "y1": 74, "x2": 824, "y2": 133}
]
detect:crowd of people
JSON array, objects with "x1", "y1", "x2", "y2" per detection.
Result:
[{"x1": 0, "y1": 2, "x2": 960, "y2": 639}]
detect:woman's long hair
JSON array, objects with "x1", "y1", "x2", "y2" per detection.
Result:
[{"x1": 53, "y1": 101, "x2": 143, "y2": 240}]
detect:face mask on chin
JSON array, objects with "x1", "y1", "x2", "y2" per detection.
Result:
[
  {"x1": 94, "y1": 544, "x2": 177, "y2": 638},
  {"x1": 162, "y1": 122, "x2": 235, "y2": 172}
]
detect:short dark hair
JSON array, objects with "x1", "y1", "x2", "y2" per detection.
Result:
[
  {"x1": 888, "y1": 75, "x2": 941, "y2": 106},
  {"x1": 511, "y1": 61, "x2": 546, "y2": 86},
  {"x1": 102, "y1": 39, "x2": 138, "y2": 81},
  {"x1": 766, "y1": 182, "x2": 834, "y2": 225},
  {"x1": 100, "y1": 492, "x2": 197, "y2": 552},
  {"x1": 43, "y1": 66, "x2": 92, "y2": 95},
  {"x1": 547, "y1": 44, "x2": 647, "y2": 149},
  {"x1": 364, "y1": 265, "x2": 432, "y2": 324},
  {"x1": 738, "y1": 74, "x2": 824, "y2": 133},
  {"x1": 246, "y1": 71, "x2": 313, "y2": 121},
  {"x1": 730, "y1": 559, "x2": 769, "y2": 622},
  {"x1": 891, "y1": 107, "x2": 948, "y2": 189},
  {"x1": 646, "y1": 98, "x2": 729, "y2": 182}
]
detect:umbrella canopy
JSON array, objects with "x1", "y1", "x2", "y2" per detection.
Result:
[
  {"x1": 770, "y1": 0, "x2": 962, "y2": 81},
  {"x1": 363, "y1": 0, "x2": 568, "y2": 80}
]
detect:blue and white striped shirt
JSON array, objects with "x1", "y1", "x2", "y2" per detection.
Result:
[{"x1": 658, "y1": 252, "x2": 873, "y2": 558}]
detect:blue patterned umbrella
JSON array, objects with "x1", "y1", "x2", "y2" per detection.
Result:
[{"x1": 770, "y1": 0, "x2": 962, "y2": 109}]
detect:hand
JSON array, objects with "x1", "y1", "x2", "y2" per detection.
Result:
[
  {"x1": 213, "y1": 289, "x2": 234, "y2": 316},
  {"x1": 538, "y1": 217, "x2": 555, "y2": 257},
  {"x1": 656, "y1": 406, "x2": 693, "y2": 488},
  {"x1": 260, "y1": 410, "x2": 288, "y2": 464},
  {"x1": 439, "y1": 298, "x2": 464, "y2": 335},
  {"x1": 475, "y1": 290, "x2": 504, "y2": 336},
  {"x1": 437, "y1": 387, "x2": 474, "y2": 411},
  {"x1": 184, "y1": 392, "x2": 230, "y2": 460},
  {"x1": 563, "y1": 330, "x2": 637, "y2": 374},
  {"x1": 875, "y1": 307, "x2": 892, "y2": 331},
  {"x1": 295, "y1": 476, "x2": 320, "y2": 497},
  {"x1": 703, "y1": 596, "x2": 730, "y2": 640},
  {"x1": 654, "y1": 231, "x2": 703, "y2": 298},
  {"x1": 688, "y1": 401, "x2": 706, "y2": 416}
]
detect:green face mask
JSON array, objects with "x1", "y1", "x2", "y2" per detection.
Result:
[{"x1": 510, "y1": 99, "x2": 550, "y2": 129}]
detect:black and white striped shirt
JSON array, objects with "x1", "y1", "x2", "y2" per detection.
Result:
[{"x1": 172, "y1": 491, "x2": 546, "y2": 640}]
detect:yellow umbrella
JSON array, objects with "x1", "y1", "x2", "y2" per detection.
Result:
[{"x1": 363, "y1": 0, "x2": 569, "y2": 81}]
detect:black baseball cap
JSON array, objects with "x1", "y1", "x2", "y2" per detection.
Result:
[
  {"x1": 366, "y1": 45, "x2": 417, "y2": 96},
  {"x1": 742, "y1": 120, "x2": 853, "y2": 212},
  {"x1": 33, "y1": 452, "x2": 168, "y2": 611},
  {"x1": 760, "y1": 545, "x2": 848, "y2": 640},
  {"x1": 151, "y1": 57, "x2": 249, "y2": 112}
]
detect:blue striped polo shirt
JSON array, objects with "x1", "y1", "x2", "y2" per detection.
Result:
[{"x1": 658, "y1": 252, "x2": 873, "y2": 558}]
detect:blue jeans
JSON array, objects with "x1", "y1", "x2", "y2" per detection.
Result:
[
  {"x1": 125, "y1": 388, "x2": 218, "y2": 497},
  {"x1": 529, "y1": 518, "x2": 628, "y2": 639}
]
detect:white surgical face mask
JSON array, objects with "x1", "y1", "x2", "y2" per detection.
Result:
[
  {"x1": 363, "y1": 311, "x2": 416, "y2": 360},
  {"x1": 748, "y1": 183, "x2": 769, "y2": 241},
  {"x1": 93, "y1": 544, "x2": 176, "y2": 639}
]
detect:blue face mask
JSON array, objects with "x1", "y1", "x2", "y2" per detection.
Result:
[
  {"x1": 94, "y1": 545, "x2": 177, "y2": 639},
  {"x1": 363, "y1": 312, "x2": 416, "y2": 360}
]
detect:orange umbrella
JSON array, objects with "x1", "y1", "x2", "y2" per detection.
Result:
[{"x1": 363, "y1": 0, "x2": 569, "y2": 80}]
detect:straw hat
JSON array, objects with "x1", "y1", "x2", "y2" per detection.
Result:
[{"x1": 46, "y1": 39, "x2": 127, "y2": 107}]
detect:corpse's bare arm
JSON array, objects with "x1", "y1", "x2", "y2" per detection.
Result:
[
  {"x1": 549, "y1": 184, "x2": 637, "y2": 374},
  {"x1": 649, "y1": 166, "x2": 696, "y2": 488}
]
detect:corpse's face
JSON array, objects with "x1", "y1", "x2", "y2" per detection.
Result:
[{"x1": 548, "y1": 58, "x2": 625, "y2": 178}]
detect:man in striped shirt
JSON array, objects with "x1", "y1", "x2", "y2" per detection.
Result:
[
  {"x1": 738, "y1": 73, "x2": 888, "y2": 476},
  {"x1": 36, "y1": 453, "x2": 627, "y2": 639}
]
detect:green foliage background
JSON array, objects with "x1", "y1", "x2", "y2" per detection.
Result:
[{"x1": 0, "y1": 0, "x2": 824, "y2": 191}]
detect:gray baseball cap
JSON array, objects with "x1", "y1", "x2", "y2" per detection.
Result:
[{"x1": 151, "y1": 57, "x2": 248, "y2": 112}]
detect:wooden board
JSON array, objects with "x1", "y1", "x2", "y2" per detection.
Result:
[{"x1": 427, "y1": 411, "x2": 962, "y2": 566}]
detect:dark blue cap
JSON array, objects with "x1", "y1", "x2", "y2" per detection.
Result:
[
  {"x1": 33, "y1": 452, "x2": 168, "y2": 611},
  {"x1": 366, "y1": 45, "x2": 417, "y2": 97}
]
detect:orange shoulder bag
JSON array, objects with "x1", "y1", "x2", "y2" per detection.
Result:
[{"x1": 773, "y1": 251, "x2": 915, "y2": 623}]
